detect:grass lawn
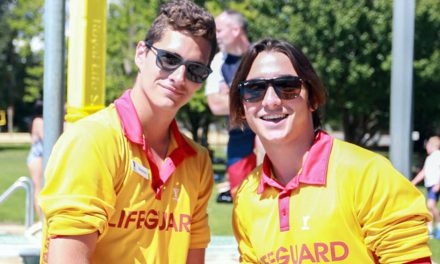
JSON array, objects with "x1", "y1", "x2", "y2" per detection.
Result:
[
  {"x1": 208, "y1": 143, "x2": 234, "y2": 236},
  {"x1": 0, "y1": 143, "x2": 439, "y2": 261},
  {"x1": 208, "y1": 187, "x2": 233, "y2": 236},
  {"x1": 0, "y1": 143, "x2": 31, "y2": 224}
]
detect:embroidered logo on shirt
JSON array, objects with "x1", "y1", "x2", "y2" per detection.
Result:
[
  {"x1": 108, "y1": 209, "x2": 191, "y2": 232},
  {"x1": 173, "y1": 188, "x2": 180, "y2": 201},
  {"x1": 301, "y1": 215, "x2": 310, "y2": 230},
  {"x1": 131, "y1": 159, "x2": 149, "y2": 180}
]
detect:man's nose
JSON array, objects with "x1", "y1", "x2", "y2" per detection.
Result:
[
  {"x1": 168, "y1": 64, "x2": 186, "y2": 83},
  {"x1": 262, "y1": 85, "x2": 282, "y2": 107}
]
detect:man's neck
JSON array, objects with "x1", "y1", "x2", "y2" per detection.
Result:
[
  {"x1": 130, "y1": 83, "x2": 175, "y2": 150},
  {"x1": 262, "y1": 131, "x2": 315, "y2": 185},
  {"x1": 225, "y1": 36, "x2": 250, "y2": 56},
  {"x1": 141, "y1": 110, "x2": 173, "y2": 162}
]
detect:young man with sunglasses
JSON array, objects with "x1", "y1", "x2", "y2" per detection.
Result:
[
  {"x1": 229, "y1": 38, "x2": 433, "y2": 263},
  {"x1": 39, "y1": 1, "x2": 216, "y2": 263},
  {"x1": 205, "y1": 10, "x2": 258, "y2": 202}
]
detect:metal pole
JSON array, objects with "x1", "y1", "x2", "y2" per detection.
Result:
[
  {"x1": 42, "y1": 0, "x2": 66, "y2": 170},
  {"x1": 390, "y1": 0, "x2": 415, "y2": 179}
]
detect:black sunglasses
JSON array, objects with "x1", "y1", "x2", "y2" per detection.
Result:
[
  {"x1": 239, "y1": 75, "x2": 304, "y2": 102},
  {"x1": 144, "y1": 41, "x2": 212, "y2": 83}
]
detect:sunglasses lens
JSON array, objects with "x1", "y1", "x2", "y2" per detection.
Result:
[
  {"x1": 186, "y1": 63, "x2": 211, "y2": 83},
  {"x1": 156, "y1": 50, "x2": 210, "y2": 83},
  {"x1": 273, "y1": 77, "x2": 302, "y2": 99},
  {"x1": 240, "y1": 76, "x2": 303, "y2": 102},
  {"x1": 240, "y1": 81, "x2": 267, "y2": 102},
  {"x1": 157, "y1": 51, "x2": 182, "y2": 71}
]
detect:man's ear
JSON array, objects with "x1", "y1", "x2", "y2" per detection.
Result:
[
  {"x1": 240, "y1": 108, "x2": 247, "y2": 120},
  {"x1": 134, "y1": 41, "x2": 147, "y2": 68},
  {"x1": 232, "y1": 26, "x2": 241, "y2": 38},
  {"x1": 308, "y1": 98, "x2": 318, "y2": 112}
]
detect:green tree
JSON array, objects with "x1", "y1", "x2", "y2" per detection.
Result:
[
  {"x1": 0, "y1": 0, "x2": 44, "y2": 130},
  {"x1": 176, "y1": 89, "x2": 214, "y2": 146},
  {"x1": 413, "y1": 0, "x2": 440, "y2": 153},
  {"x1": 0, "y1": 0, "x2": 22, "y2": 111},
  {"x1": 3, "y1": 0, "x2": 436, "y2": 143},
  {"x1": 204, "y1": 0, "x2": 440, "y2": 148}
]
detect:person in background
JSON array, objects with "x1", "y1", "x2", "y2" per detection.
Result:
[
  {"x1": 412, "y1": 135, "x2": 440, "y2": 240},
  {"x1": 205, "y1": 9, "x2": 258, "y2": 202},
  {"x1": 39, "y1": 1, "x2": 216, "y2": 263},
  {"x1": 27, "y1": 100, "x2": 44, "y2": 219},
  {"x1": 229, "y1": 38, "x2": 432, "y2": 263}
]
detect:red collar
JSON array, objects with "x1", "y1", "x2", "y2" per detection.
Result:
[
  {"x1": 258, "y1": 130, "x2": 333, "y2": 194},
  {"x1": 114, "y1": 89, "x2": 196, "y2": 156},
  {"x1": 114, "y1": 90, "x2": 196, "y2": 199}
]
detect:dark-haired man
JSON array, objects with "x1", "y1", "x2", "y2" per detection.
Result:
[{"x1": 40, "y1": 1, "x2": 216, "y2": 263}]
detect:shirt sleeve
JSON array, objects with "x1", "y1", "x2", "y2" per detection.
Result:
[
  {"x1": 39, "y1": 120, "x2": 119, "y2": 238},
  {"x1": 188, "y1": 147, "x2": 214, "y2": 248},
  {"x1": 354, "y1": 155, "x2": 432, "y2": 263},
  {"x1": 232, "y1": 191, "x2": 259, "y2": 263},
  {"x1": 205, "y1": 52, "x2": 225, "y2": 96}
]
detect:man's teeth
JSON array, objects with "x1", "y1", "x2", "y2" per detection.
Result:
[{"x1": 261, "y1": 114, "x2": 287, "y2": 120}]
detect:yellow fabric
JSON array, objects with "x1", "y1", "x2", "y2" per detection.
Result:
[
  {"x1": 233, "y1": 139, "x2": 432, "y2": 264},
  {"x1": 39, "y1": 104, "x2": 213, "y2": 263}
]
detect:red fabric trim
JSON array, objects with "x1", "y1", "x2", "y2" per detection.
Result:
[
  {"x1": 228, "y1": 153, "x2": 256, "y2": 190},
  {"x1": 405, "y1": 257, "x2": 431, "y2": 264},
  {"x1": 49, "y1": 235, "x2": 65, "y2": 239},
  {"x1": 114, "y1": 90, "x2": 144, "y2": 144},
  {"x1": 258, "y1": 130, "x2": 332, "y2": 194},
  {"x1": 114, "y1": 89, "x2": 197, "y2": 199}
]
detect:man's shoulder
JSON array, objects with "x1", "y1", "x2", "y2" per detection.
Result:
[
  {"x1": 64, "y1": 105, "x2": 121, "y2": 141},
  {"x1": 74, "y1": 105, "x2": 118, "y2": 127},
  {"x1": 213, "y1": 51, "x2": 226, "y2": 60},
  {"x1": 179, "y1": 132, "x2": 209, "y2": 156},
  {"x1": 205, "y1": 52, "x2": 227, "y2": 95},
  {"x1": 210, "y1": 52, "x2": 226, "y2": 67},
  {"x1": 330, "y1": 139, "x2": 394, "y2": 171},
  {"x1": 428, "y1": 149, "x2": 440, "y2": 160},
  {"x1": 235, "y1": 166, "x2": 262, "y2": 196}
]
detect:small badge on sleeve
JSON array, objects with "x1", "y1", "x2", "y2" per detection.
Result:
[{"x1": 131, "y1": 159, "x2": 149, "y2": 180}]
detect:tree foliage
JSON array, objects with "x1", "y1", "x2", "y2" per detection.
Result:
[
  {"x1": 413, "y1": 0, "x2": 440, "y2": 151},
  {"x1": 0, "y1": 0, "x2": 43, "y2": 130},
  {"x1": 0, "y1": 0, "x2": 439, "y2": 148},
  {"x1": 203, "y1": 0, "x2": 440, "y2": 148}
]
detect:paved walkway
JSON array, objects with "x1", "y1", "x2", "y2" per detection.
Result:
[
  {"x1": 0, "y1": 224, "x2": 239, "y2": 264},
  {"x1": 206, "y1": 236, "x2": 239, "y2": 264},
  {"x1": 0, "y1": 133, "x2": 30, "y2": 144}
]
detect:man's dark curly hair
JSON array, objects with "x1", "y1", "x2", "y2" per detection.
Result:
[{"x1": 144, "y1": 0, "x2": 217, "y2": 63}]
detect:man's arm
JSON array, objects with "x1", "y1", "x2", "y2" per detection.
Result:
[
  {"x1": 207, "y1": 82, "x2": 230, "y2": 115},
  {"x1": 411, "y1": 169, "x2": 425, "y2": 185},
  {"x1": 205, "y1": 52, "x2": 229, "y2": 116},
  {"x1": 186, "y1": 248, "x2": 205, "y2": 264},
  {"x1": 47, "y1": 232, "x2": 98, "y2": 264}
]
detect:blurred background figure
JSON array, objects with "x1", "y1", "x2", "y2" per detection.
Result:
[
  {"x1": 412, "y1": 135, "x2": 440, "y2": 239},
  {"x1": 205, "y1": 9, "x2": 258, "y2": 202},
  {"x1": 26, "y1": 100, "x2": 43, "y2": 219}
]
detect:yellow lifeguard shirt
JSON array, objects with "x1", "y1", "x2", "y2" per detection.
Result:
[
  {"x1": 233, "y1": 131, "x2": 431, "y2": 264},
  {"x1": 39, "y1": 90, "x2": 214, "y2": 263}
]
